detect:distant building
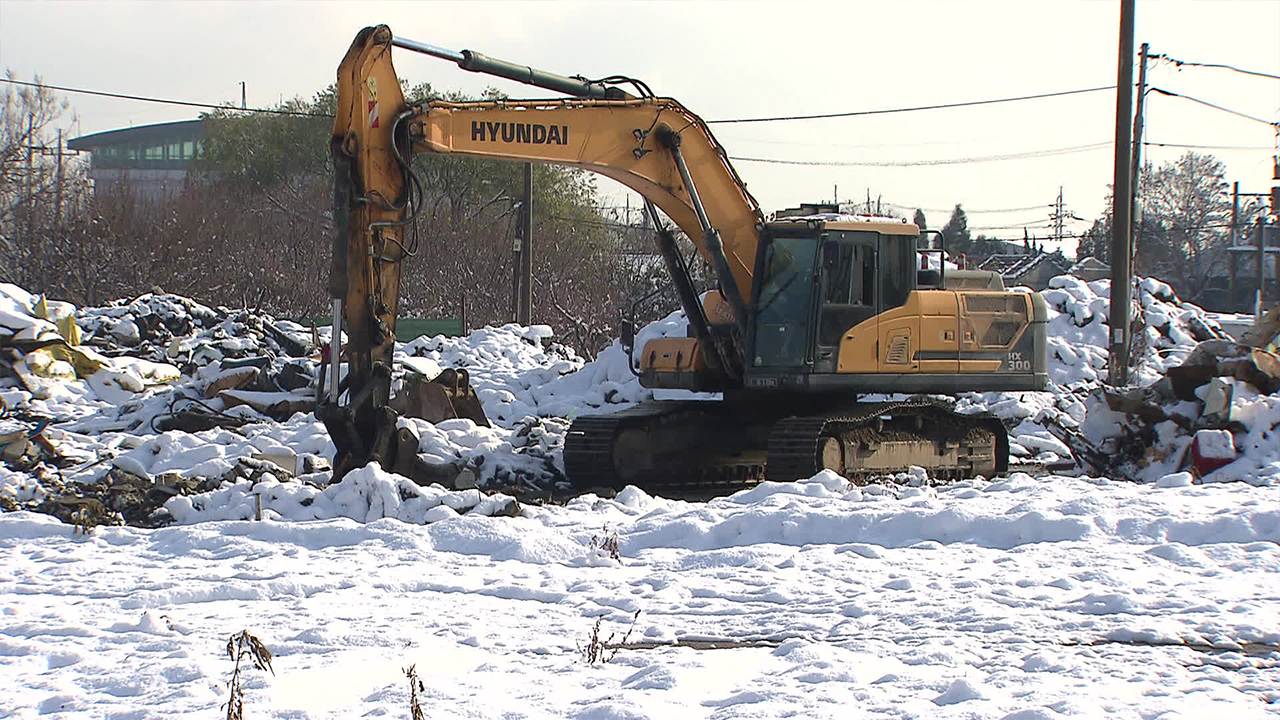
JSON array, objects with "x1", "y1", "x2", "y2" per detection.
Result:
[
  {"x1": 67, "y1": 119, "x2": 204, "y2": 200},
  {"x1": 978, "y1": 251, "x2": 1072, "y2": 290},
  {"x1": 988, "y1": 240, "x2": 1032, "y2": 257},
  {"x1": 1068, "y1": 256, "x2": 1110, "y2": 282},
  {"x1": 773, "y1": 202, "x2": 839, "y2": 219}
]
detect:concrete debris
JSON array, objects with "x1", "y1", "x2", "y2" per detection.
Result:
[
  {"x1": 1075, "y1": 337, "x2": 1280, "y2": 483},
  {"x1": 1, "y1": 284, "x2": 523, "y2": 528},
  {"x1": 1166, "y1": 340, "x2": 1280, "y2": 399}
]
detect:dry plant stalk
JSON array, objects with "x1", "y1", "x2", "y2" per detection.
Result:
[
  {"x1": 589, "y1": 527, "x2": 621, "y2": 562},
  {"x1": 404, "y1": 664, "x2": 425, "y2": 720},
  {"x1": 70, "y1": 506, "x2": 96, "y2": 536},
  {"x1": 224, "y1": 630, "x2": 274, "y2": 720},
  {"x1": 579, "y1": 609, "x2": 641, "y2": 665}
]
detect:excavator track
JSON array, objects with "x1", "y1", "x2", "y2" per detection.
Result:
[
  {"x1": 564, "y1": 401, "x2": 768, "y2": 496},
  {"x1": 565, "y1": 398, "x2": 1009, "y2": 497},
  {"x1": 766, "y1": 401, "x2": 1009, "y2": 483}
]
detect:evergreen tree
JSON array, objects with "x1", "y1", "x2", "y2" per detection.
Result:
[
  {"x1": 940, "y1": 204, "x2": 970, "y2": 254},
  {"x1": 912, "y1": 208, "x2": 927, "y2": 230}
]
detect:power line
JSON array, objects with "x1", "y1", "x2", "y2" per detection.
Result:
[
  {"x1": 1154, "y1": 54, "x2": 1280, "y2": 82},
  {"x1": 706, "y1": 85, "x2": 1116, "y2": 124},
  {"x1": 1145, "y1": 141, "x2": 1277, "y2": 150},
  {"x1": 887, "y1": 202, "x2": 1055, "y2": 215},
  {"x1": 972, "y1": 220, "x2": 1062, "y2": 231},
  {"x1": 1148, "y1": 86, "x2": 1279, "y2": 127},
  {"x1": 730, "y1": 142, "x2": 1110, "y2": 168},
  {"x1": 0, "y1": 77, "x2": 331, "y2": 118}
]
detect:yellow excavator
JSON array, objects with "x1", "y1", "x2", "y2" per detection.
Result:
[{"x1": 319, "y1": 25, "x2": 1047, "y2": 491}]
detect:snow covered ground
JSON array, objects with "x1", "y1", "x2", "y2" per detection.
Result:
[
  {"x1": 2, "y1": 473, "x2": 1278, "y2": 718},
  {"x1": 2, "y1": 276, "x2": 1280, "y2": 716}
]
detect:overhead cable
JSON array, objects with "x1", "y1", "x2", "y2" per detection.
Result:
[
  {"x1": 706, "y1": 86, "x2": 1116, "y2": 124},
  {"x1": 886, "y1": 202, "x2": 1055, "y2": 214},
  {"x1": 1145, "y1": 141, "x2": 1277, "y2": 150},
  {"x1": 730, "y1": 142, "x2": 1110, "y2": 168},
  {"x1": 1154, "y1": 54, "x2": 1280, "y2": 82},
  {"x1": 0, "y1": 77, "x2": 332, "y2": 118},
  {"x1": 1148, "y1": 87, "x2": 1279, "y2": 127}
]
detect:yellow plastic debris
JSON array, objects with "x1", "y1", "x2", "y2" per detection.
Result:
[
  {"x1": 33, "y1": 296, "x2": 81, "y2": 347},
  {"x1": 22, "y1": 349, "x2": 77, "y2": 380}
]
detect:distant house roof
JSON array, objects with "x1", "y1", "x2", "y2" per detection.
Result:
[
  {"x1": 68, "y1": 119, "x2": 206, "y2": 172},
  {"x1": 1069, "y1": 256, "x2": 1110, "y2": 273},
  {"x1": 1010, "y1": 252, "x2": 1071, "y2": 278},
  {"x1": 67, "y1": 119, "x2": 204, "y2": 151},
  {"x1": 977, "y1": 254, "x2": 1027, "y2": 274},
  {"x1": 979, "y1": 252, "x2": 1071, "y2": 284}
]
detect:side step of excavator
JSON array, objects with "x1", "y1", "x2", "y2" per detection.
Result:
[{"x1": 563, "y1": 399, "x2": 1008, "y2": 497}]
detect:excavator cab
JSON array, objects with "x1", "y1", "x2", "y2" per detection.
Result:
[
  {"x1": 736, "y1": 216, "x2": 1047, "y2": 394},
  {"x1": 752, "y1": 222, "x2": 917, "y2": 372}
]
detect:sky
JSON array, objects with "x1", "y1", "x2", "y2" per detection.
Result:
[{"x1": 1, "y1": 0, "x2": 1278, "y2": 251}]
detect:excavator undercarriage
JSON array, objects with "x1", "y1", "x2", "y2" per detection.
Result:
[{"x1": 564, "y1": 397, "x2": 1008, "y2": 497}]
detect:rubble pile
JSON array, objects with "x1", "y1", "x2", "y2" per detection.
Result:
[
  {"x1": 960, "y1": 275, "x2": 1235, "y2": 470},
  {"x1": 1039, "y1": 276, "x2": 1228, "y2": 386},
  {"x1": 1, "y1": 284, "x2": 582, "y2": 528},
  {"x1": 988, "y1": 275, "x2": 1280, "y2": 485}
]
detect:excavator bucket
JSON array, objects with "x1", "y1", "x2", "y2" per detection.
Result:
[{"x1": 402, "y1": 368, "x2": 490, "y2": 427}]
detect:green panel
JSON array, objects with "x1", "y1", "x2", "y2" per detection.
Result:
[
  {"x1": 394, "y1": 318, "x2": 465, "y2": 341},
  {"x1": 297, "y1": 317, "x2": 465, "y2": 342}
]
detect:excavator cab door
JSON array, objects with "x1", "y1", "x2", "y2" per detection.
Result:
[
  {"x1": 752, "y1": 232, "x2": 820, "y2": 369},
  {"x1": 815, "y1": 232, "x2": 879, "y2": 372}
]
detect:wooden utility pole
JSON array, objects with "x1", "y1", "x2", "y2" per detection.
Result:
[
  {"x1": 1108, "y1": 0, "x2": 1136, "y2": 387},
  {"x1": 510, "y1": 206, "x2": 522, "y2": 322},
  {"x1": 1259, "y1": 217, "x2": 1267, "y2": 310},
  {"x1": 1129, "y1": 42, "x2": 1150, "y2": 271},
  {"x1": 54, "y1": 130, "x2": 64, "y2": 231},
  {"x1": 1231, "y1": 181, "x2": 1239, "y2": 309},
  {"x1": 25, "y1": 113, "x2": 35, "y2": 245},
  {"x1": 518, "y1": 162, "x2": 533, "y2": 325}
]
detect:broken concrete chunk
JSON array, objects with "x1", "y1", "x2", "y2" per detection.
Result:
[
  {"x1": 217, "y1": 389, "x2": 315, "y2": 420},
  {"x1": 1200, "y1": 378, "x2": 1234, "y2": 426},
  {"x1": 251, "y1": 451, "x2": 298, "y2": 477},
  {"x1": 204, "y1": 366, "x2": 260, "y2": 398},
  {"x1": 1168, "y1": 340, "x2": 1280, "y2": 399}
]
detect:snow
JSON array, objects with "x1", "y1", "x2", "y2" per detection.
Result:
[
  {"x1": 2, "y1": 277, "x2": 1280, "y2": 716},
  {"x1": 2, "y1": 475, "x2": 1278, "y2": 717}
]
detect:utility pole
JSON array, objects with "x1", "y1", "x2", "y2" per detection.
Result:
[
  {"x1": 54, "y1": 130, "x2": 64, "y2": 231},
  {"x1": 1259, "y1": 216, "x2": 1267, "y2": 311},
  {"x1": 1108, "y1": 0, "x2": 1136, "y2": 387},
  {"x1": 25, "y1": 113, "x2": 35, "y2": 246},
  {"x1": 1129, "y1": 42, "x2": 1150, "y2": 272},
  {"x1": 1049, "y1": 187, "x2": 1065, "y2": 247},
  {"x1": 240, "y1": 81, "x2": 247, "y2": 109},
  {"x1": 510, "y1": 202, "x2": 522, "y2": 322},
  {"x1": 518, "y1": 162, "x2": 533, "y2": 325},
  {"x1": 1231, "y1": 181, "x2": 1239, "y2": 309}
]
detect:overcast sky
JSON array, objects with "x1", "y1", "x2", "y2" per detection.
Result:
[{"x1": 2, "y1": 0, "x2": 1277, "y2": 250}]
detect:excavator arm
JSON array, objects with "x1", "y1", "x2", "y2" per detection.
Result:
[{"x1": 320, "y1": 25, "x2": 765, "y2": 480}]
